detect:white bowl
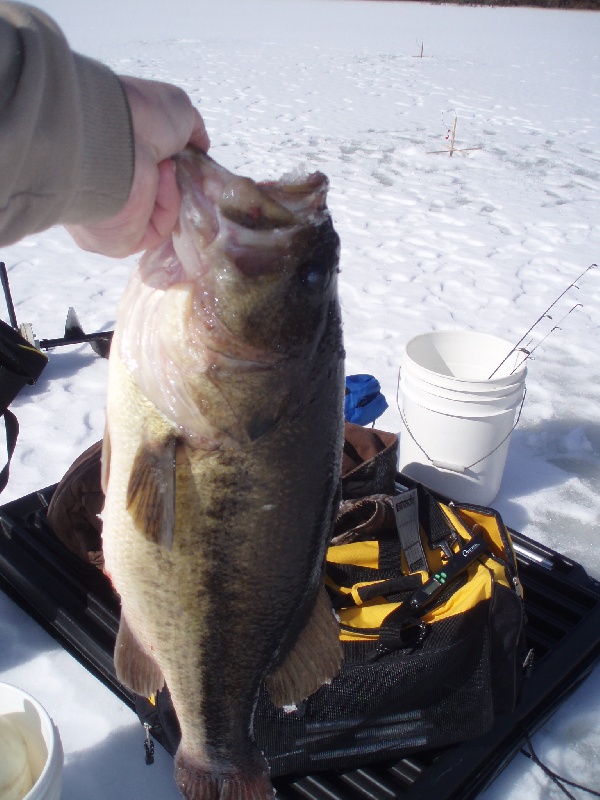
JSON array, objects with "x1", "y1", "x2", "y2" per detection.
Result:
[{"x1": 0, "y1": 683, "x2": 63, "y2": 800}]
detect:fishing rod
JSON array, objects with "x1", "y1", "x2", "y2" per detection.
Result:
[
  {"x1": 488, "y1": 263, "x2": 596, "y2": 380},
  {"x1": 507, "y1": 303, "x2": 583, "y2": 376}
]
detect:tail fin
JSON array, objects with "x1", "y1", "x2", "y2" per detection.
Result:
[{"x1": 175, "y1": 750, "x2": 273, "y2": 800}]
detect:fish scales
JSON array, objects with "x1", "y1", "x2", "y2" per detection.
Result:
[{"x1": 101, "y1": 149, "x2": 345, "y2": 800}]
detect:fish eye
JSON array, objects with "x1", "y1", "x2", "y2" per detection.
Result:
[{"x1": 298, "y1": 259, "x2": 330, "y2": 291}]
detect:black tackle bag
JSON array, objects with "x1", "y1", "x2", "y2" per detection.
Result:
[
  {"x1": 135, "y1": 424, "x2": 527, "y2": 777},
  {"x1": 0, "y1": 319, "x2": 47, "y2": 493}
]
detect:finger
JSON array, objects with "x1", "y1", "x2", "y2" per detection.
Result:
[
  {"x1": 140, "y1": 159, "x2": 182, "y2": 250},
  {"x1": 188, "y1": 109, "x2": 211, "y2": 152}
]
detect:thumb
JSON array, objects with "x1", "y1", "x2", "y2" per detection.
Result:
[{"x1": 188, "y1": 109, "x2": 211, "y2": 152}]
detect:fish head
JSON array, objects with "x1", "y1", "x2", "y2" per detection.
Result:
[
  {"x1": 116, "y1": 149, "x2": 344, "y2": 448},
  {"x1": 173, "y1": 148, "x2": 341, "y2": 360}
]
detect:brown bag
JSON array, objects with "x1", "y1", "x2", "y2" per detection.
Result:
[
  {"x1": 46, "y1": 440, "x2": 105, "y2": 570},
  {"x1": 342, "y1": 421, "x2": 398, "y2": 498},
  {"x1": 46, "y1": 424, "x2": 399, "y2": 569}
]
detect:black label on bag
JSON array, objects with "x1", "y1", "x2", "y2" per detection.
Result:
[
  {"x1": 392, "y1": 489, "x2": 429, "y2": 574},
  {"x1": 393, "y1": 487, "x2": 418, "y2": 534}
]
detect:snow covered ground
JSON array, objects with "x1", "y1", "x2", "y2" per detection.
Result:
[{"x1": 1, "y1": 1, "x2": 599, "y2": 798}]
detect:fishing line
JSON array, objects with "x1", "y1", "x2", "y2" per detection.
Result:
[
  {"x1": 488, "y1": 263, "x2": 596, "y2": 379},
  {"x1": 508, "y1": 304, "x2": 583, "y2": 376}
]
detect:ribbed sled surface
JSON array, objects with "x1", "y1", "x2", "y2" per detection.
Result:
[{"x1": 1, "y1": 487, "x2": 600, "y2": 800}]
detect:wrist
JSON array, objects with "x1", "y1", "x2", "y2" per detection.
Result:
[{"x1": 64, "y1": 54, "x2": 135, "y2": 225}]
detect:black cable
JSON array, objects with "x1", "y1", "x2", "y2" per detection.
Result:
[{"x1": 520, "y1": 732, "x2": 600, "y2": 799}]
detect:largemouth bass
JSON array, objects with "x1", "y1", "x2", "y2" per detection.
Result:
[{"x1": 101, "y1": 149, "x2": 345, "y2": 800}]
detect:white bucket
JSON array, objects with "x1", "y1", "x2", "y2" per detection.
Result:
[
  {"x1": 398, "y1": 330, "x2": 526, "y2": 505},
  {"x1": 0, "y1": 683, "x2": 63, "y2": 800}
]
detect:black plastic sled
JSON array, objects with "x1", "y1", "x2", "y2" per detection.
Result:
[{"x1": 1, "y1": 484, "x2": 600, "y2": 800}]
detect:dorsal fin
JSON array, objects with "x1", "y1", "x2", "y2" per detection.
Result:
[{"x1": 266, "y1": 584, "x2": 342, "y2": 707}]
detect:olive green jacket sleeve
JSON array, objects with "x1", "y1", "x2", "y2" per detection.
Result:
[{"x1": 0, "y1": 2, "x2": 134, "y2": 246}]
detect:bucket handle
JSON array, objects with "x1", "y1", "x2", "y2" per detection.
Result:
[{"x1": 396, "y1": 366, "x2": 527, "y2": 473}]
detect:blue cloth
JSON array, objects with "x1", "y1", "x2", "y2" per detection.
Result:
[{"x1": 344, "y1": 374, "x2": 388, "y2": 426}]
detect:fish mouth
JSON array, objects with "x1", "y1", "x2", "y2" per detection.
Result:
[{"x1": 174, "y1": 148, "x2": 330, "y2": 279}]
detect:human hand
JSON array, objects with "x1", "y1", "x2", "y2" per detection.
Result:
[{"x1": 66, "y1": 75, "x2": 210, "y2": 258}]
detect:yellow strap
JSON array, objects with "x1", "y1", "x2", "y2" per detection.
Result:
[{"x1": 329, "y1": 499, "x2": 515, "y2": 642}]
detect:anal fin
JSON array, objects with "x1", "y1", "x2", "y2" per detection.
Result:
[
  {"x1": 126, "y1": 435, "x2": 177, "y2": 548},
  {"x1": 114, "y1": 613, "x2": 165, "y2": 697},
  {"x1": 266, "y1": 583, "x2": 342, "y2": 707}
]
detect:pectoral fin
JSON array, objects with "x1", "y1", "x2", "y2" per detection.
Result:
[
  {"x1": 266, "y1": 584, "x2": 342, "y2": 707},
  {"x1": 126, "y1": 435, "x2": 177, "y2": 549}
]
